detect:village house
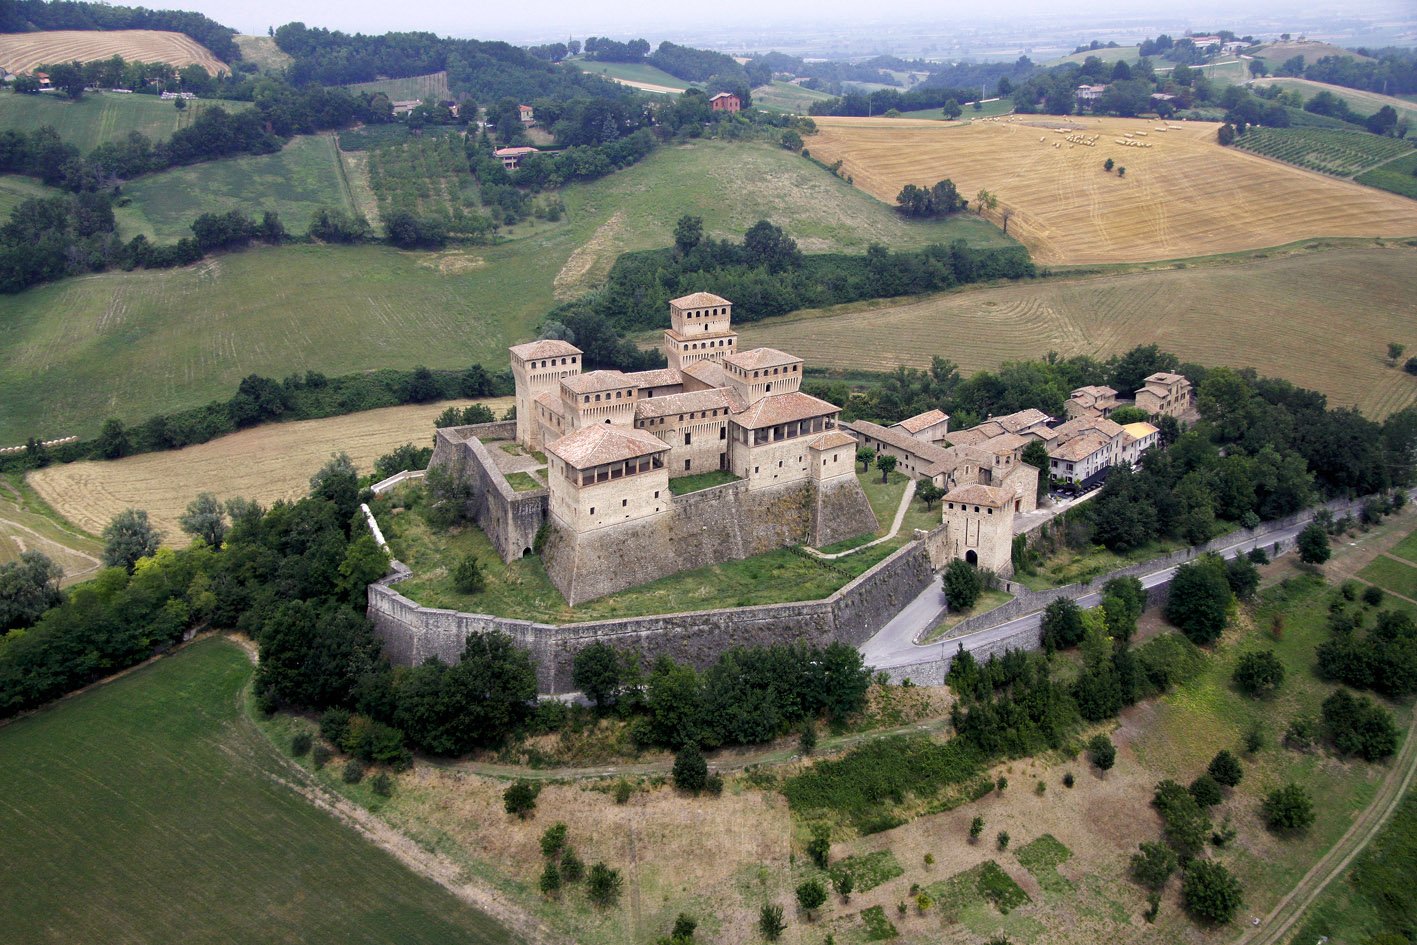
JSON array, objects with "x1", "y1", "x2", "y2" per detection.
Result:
[
  {"x1": 493, "y1": 145, "x2": 540, "y2": 170},
  {"x1": 1076, "y1": 84, "x2": 1107, "y2": 104},
  {"x1": 1045, "y1": 414, "x2": 1161, "y2": 485},
  {"x1": 709, "y1": 91, "x2": 741, "y2": 113},
  {"x1": 891, "y1": 408, "x2": 949, "y2": 445},
  {"x1": 518, "y1": 104, "x2": 535, "y2": 123},
  {"x1": 1135, "y1": 371, "x2": 1193, "y2": 418},
  {"x1": 1066, "y1": 384, "x2": 1122, "y2": 420}
]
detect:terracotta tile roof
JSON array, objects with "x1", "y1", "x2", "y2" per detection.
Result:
[
  {"x1": 975, "y1": 432, "x2": 1029, "y2": 455},
  {"x1": 634, "y1": 388, "x2": 741, "y2": 420},
  {"x1": 510, "y1": 339, "x2": 581, "y2": 360},
  {"x1": 724, "y1": 347, "x2": 801, "y2": 371},
  {"x1": 947, "y1": 425, "x2": 1002, "y2": 448},
  {"x1": 733, "y1": 391, "x2": 840, "y2": 430},
  {"x1": 1071, "y1": 385, "x2": 1117, "y2": 400},
  {"x1": 894, "y1": 409, "x2": 949, "y2": 434},
  {"x1": 810, "y1": 430, "x2": 858, "y2": 451},
  {"x1": 669, "y1": 291, "x2": 732, "y2": 308},
  {"x1": 944, "y1": 484, "x2": 1011, "y2": 507},
  {"x1": 493, "y1": 146, "x2": 540, "y2": 156},
  {"x1": 561, "y1": 370, "x2": 633, "y2": 394},
  {"x1": 1144, "y1": 372, "x2": 1187, "y2": 385},
  {"x1": 681, "y1": 360, "x2": 731, "y2": 388},
  {"x1": 1053, "y1": 416, "x2": 1124, "y2": 442},
  {"x1": 624, "y1": 368, "x2": 683, "y2": 389},
  {"x1": 533, "y1": 391, "x2": 562, "y2": 412},
  {"x1": 1048, "y1": 432, "x2": 1111, "y2": 462},
  {"x1": 993, "y1": 408, "x2": 1052, "y2": 433},
  {"x1": 547, "y1": 425, "x2": 668, "y2": 470},
  {"x1": 846, "y1": 420, "x2": 956, "y2": 465}
]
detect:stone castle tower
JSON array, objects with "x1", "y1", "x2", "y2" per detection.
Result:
[
  {"x1": 939, "y1": 484, "x2": 1015, "y2": 576},
  {"x1": 663, "y1": 292, "x2": 738, "y2": 371},
  {"x1": 509, "y1": 339, "x2": 581, "y2": 451}
]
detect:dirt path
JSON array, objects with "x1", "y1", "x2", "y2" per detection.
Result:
[{"x1": 1237, "y1": 703, "x2": 1417, "y2": 945}]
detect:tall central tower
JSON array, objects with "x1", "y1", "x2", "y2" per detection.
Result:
[{"x1": 663, "y1": 292, "x2": 738, "y2": 372}]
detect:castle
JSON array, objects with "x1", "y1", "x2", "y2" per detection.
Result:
[{"x1": 431, "y1": 293, "x2": 879, "y2": 605}]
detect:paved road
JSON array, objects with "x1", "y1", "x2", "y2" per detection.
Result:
[{"x1": 860, "y1": 515, "x2": 1321, "y2": 671}]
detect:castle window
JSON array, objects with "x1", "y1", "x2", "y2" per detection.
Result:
[
  {"x1": 654, "y1": 491, "x2": 660, "y2": 499},
  {"x1": 622, "y1": 499, "x2": 627, "y2": 507},
  {"x1": 684, "y1": 459, "x2": 691, "y2": 471},
  {"x1": 685, "y1": 432, "x2": 692, "y2": 445},
  {"x1": 589, "y1": 507, "x2": 595, "y2": 515},
  {"x1": 974, "y1": 506, "x2": 980, "y2": 513},
  {"x1": 988, "y1": 509, "x2": 993, "y2": 515},
  {"x1": 754, "y1": 466, "x2": 759, "y2": 474},
  {"x1": 719, "y1": 427, "x2": 726, "y2": 440},
  {"x1": 948, "y1": 503, "x2": 954, "y2": 509}
]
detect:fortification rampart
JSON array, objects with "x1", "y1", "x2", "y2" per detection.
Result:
[{"x1": 428, "y1": 422, "x2": 547, "y2": 563}]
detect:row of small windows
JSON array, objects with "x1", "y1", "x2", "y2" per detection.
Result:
[
  {"x1": 679, "y1": 338, "x2": 733, "y2": 351},
  {"x1": 945, "y1": 502, "x2": 993, "y2": 514},
  {"x1": 583, "y1": 389, "x2": 633, "y2": 404},
  {"x1": 751, "y1": 364, "x2": 798, "y2": 379},
  {"x1": 528, "y1": 356, "x2": 577, "y2": 369},
  {"x1": 684, "y1": 306, "x2": 728, "y2": 318}
]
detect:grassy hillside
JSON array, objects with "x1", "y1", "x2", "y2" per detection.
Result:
[
  {"x1": 233, "y1": 34, "x2": 293, "y2": 71},
  {"x1": 0, "y1": 637, "x2": 518, "y2": 945},
  {"x1": 1047, "y1": 45, "x2": 1143, "y2": 66},
  {"x1": 0, "y1": 173, "x2": 61, "y2": 217},
  {"x1": 569, "y1": 59, "x2": 688, "y2": 91},
  {"x1": 0, "y1": 139, "x2": 1010, "y2": 442},
  {"x1": 117, "y1": 133, "x2": 356, "y2": 241},
  {"x1": 1357, "y1": 151, "x2": 1417, "y2": 200},
  {"x1": 1252, "y1": 77, "x2": 1417, "y2": 124},
  {"x1": 345, "y1": 71, "x2": 451, "y2": 100},
  {"x1": 0, "y1": 91, "x2": 251, "y2": 152},
  {"x1": 753, "y1": 80, "x2": 834, "y2": 112},
  {"x1": 738, "y1": 241, "x2": 1417, "y2": 419}
]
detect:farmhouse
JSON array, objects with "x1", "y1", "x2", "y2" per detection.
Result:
[
  {"x1": 1075, "y1": 84, "x2": 1106, "y2": 104},
  {"x1": 1135, "y1": 371, "x2": 1193, "y2": 418},
  {"x1": 391, "y1": 99, "x2": 422, "y2": 115},
  {"x1": 709, "y1": 91, "x2": 741, "y2": 113},
  {"x1": 493, "y1": 145, "x2": 540, "y2": 170},
  {"x1": 518, "y1": 104, "x2": 534, "y2": 122}
]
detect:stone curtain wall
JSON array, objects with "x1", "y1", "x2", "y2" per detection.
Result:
[
  {"x1": 368, "y1": 539, "x2": 933, "y2": 694},
  {"x1": 428, "y1": 422, "x2": 548, "y2": 563}
]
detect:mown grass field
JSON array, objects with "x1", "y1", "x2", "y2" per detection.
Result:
[
  {"x1": 0, "y1": 90, "x2": 251, "y2": 151},
  {"x1": 0, "y1": 29, "x2": 228, "y2": 75},
  {"x1": 345, "y1": 71, "x2": 451, "y2": 100},
  {"x1": 0, "y1": 473, "x2": 102, "y2": 581},
  {"x1": 1, "y1": 139, "x2": 1010, "y2": 443},
  {"x1": 1253, "y1": 41, "x2": 1372, "y2": 68},
  {"x1": 740, "y1": 242, "x2": 1417, "y2": 419},
  {"x1": 26, "y1": 398, "x2": 511, "y2": 540},
  {"x1": 1356, "y1": 150, "x2": 1417, "y2": 200},
  {"x1": 804, "y1": 115, "x2": 1417, "y2": 264},
  {"x1": 0, "y1": 637, "x2": 518, "y2": 945},
  {"x1": 118, "y1": 133, "x2": 355, "y2": 241},
  {"x1": 233, "y1": 34, "x2": 292, "y2": 72},
  {"x1": 0, "y1": 172, "x2": 60, "y2": 217},
  {"x1": 1251, "y1": 76, "x2": 1417, "y2": 124},
  {"x1": 752, "y1": 80, "x2": 834, "y2": 112},
  {"x1": 569, "y1": 59, "x2": 689, "y2": 92},
  {"x1": 1231, "y1": 126, "x2": 1415, "y2": 178}
]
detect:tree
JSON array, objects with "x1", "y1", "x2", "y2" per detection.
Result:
[
  {"x1": 1088, "y1": 734, "x2": 1116, "y2": 772},
  {"x1": 540, "y1": 822, "x2": 569, "y2": 858},
  {"x1": 1262, "y1": 783, "x2": 1314, "y2": 833},
  {"x1": 1297, "y1": 523, "x2": 1331, "y2": 565},
  {"x1": 310, "y1": 453, "x2": 360, "y2": 527},
  {"x1": 179, "y1": 492, "x2": 228, "y2": 548},
  {"x1": 95, "y1": 417, "x2": 131, "y2": 459},
  {"x1": 1233, "y1": 650, "x2": 1284, "y2": 697},
  {"x1": 452, "y1": 555, "x2": 486, "y2": 594},
  {"x1": 1164, "y1": 554, "x2": 1232, "y2": 645},
  {"x1": 337, "y1": 534, "x2": 390, "y2": 604},
  {"x1": 572, "y1": 642, "x2": 622, "y2": 709},
  {"x1": 394, "y1": 632, "x2": 538, "y2": 756},
  {"x1": 917, "y1": 482, "x2": 944, "y2": 510},
  {"x1": 856, "y1": 446, "x2": 876, "y2": 472},
  {"x1": 1182, "y1": 860, "x2": 1243, "y2": 924},
  {"x1": 1041, "y1": 598, "x2": 1086, "y2": 652},
  {"x1": 758, "y1": 903, "x2": 786, "y2": 940},
  {"x1": 673, "y1": 744, "x2": 709, "y2": 792},
  {"x1": 101, "y1": 508, "x2": 162, "y2": 572},
  {"x1": 1021, "y1": 440, "x2": 1049, "y2": 499},
  {"x1": 796, "y1": 879, "x2": 827, "y2": 917},
  {"x1": 832, "y1": 870, "x2": 854, "y2": 901},
  {"x1": 1207, "y1": 750, "x2": 1243, "y2": 788},
  {"x1": 942, "y1": 558, "x2": 983, "y2": 611},
  {"x1": 1225, "y1": 554, "x2": 1259, "y2": 602},
  {"x1": 1117, "y1": 166, "x2": 1126, "y2": 178},
  {"x1": 1101, "y1": 576, "x2": 1145, "y2": 644},
  {"x1": 875, "y1": 453, "x2": 897, "y2": 483},
  {"x1": 1130, "y1": 841, "x2": 1177, "y2": 891},
  {"x1": 941, "y1": 98, "x2": 962, "y2": 119},
  {"x1": 806, "y1": 823, "x2": 831, "y2": 869},
  {"x1": 780, "y1": 130, "x2": 803, "y2": 151},
  {"x1": 539, "y1": 859, "x2": 562, "y2": 896},
  {"x1": 673, "y1": 215, "x2": 703, "y2": 255},
  {"x1": 1188, "y1": 773, "x2": 1222, "y2": 808},
  {"x1": 587, "y1": 862, "x2": 623, "y2": 906},
  {"x1": 975, "y1": 189, "x2": 998, "y2": 216},
  {"x1": 0, "y1": 550, "x2": 64, "y2": 632},
  {"x1": 1390, "y1": 343, "x2": 1409, "y2": 365},
  {"x1": 969, "y1": 815, "x2": 985, "y2": 842},
  {"x1": 1104, "y1": 157, "x2": 1115, "y2": 172},
  {"x1": 504, "y1": 780, "x2": 539, "y2": 818},
  {"x1": 997, "y1": 830, "x2": 1010, "y2": 850}
]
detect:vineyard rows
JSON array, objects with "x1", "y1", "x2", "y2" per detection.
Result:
[
  {"x1": 365, "y1": 135, "x2": 493, "y2": 240},
  {"x1": 1233, "y1": 127, "x2": 1414, "y2": 178}
]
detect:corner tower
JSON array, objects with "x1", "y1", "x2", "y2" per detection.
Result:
[
  {"x1": 940, "y1": 484, "x2": 1015, "y2": 576},
  {"x1": 663, "y1": 292, "x2": 738, "y2": 371},
  {"x1": 510, "y1": 339, "x2": 581, "y2": 451}
]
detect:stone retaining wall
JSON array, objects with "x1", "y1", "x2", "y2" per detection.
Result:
[{"x1": 428, "y1": 422, "x2": 547, "y2": 563}]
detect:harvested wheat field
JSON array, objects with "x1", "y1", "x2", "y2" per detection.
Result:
[
  {"x1": 27, "y1": 398, "x2": 510, "y2": 541},
  {"x1": 0, "y1": 30, "x2": 228, "y2": 75},
  {"x1": 740, "y1": 242, "x2": 1417, "y2": 419},
  {"x1": 807, "y1": 116, "x2": 1417, "y2": 264}
]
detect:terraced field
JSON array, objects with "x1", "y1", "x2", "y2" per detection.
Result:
[
  {"x1": 345, "y1": 71, "x2": 451, "y2": 100},
  {"x1": 1232, "y1": 127, "x2": 1415, "y2": 178},
  {"x1": 738, "y1": 242, "x2": 1417, "y2": 419},
  {"x1": 0, "y1": 91, "x2": 251, "y2": 151},
  {"x1": 805, "y1": 116, "x2": 1417, "y2": 264},
  {"x1": 0, "y1": 29, "x2": 228, "y2": 74}
]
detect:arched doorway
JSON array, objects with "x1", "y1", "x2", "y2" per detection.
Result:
[{"x1": 965, "y1": 550, "x2": 978, "y2": 566}]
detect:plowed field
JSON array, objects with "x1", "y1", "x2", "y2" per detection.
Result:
[{"x1": 0, "y1": 30, "x2": 227, "y2": 75}]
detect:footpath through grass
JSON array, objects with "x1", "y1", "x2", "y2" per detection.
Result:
[{"x1": 0, "y1": 637, "x2": 518, "y2": 945}]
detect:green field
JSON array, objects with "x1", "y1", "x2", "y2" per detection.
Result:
[
  {"x1": 1356, "y1": 150, "x2": 1417, "y2": 200},
  {"x1": 1252, "y1": 77, "x2": 1417, "y2": 124},
  {"x1": 0, "y1": 172, "x2": 60, "y2": 217},
  {"x1": 1047, "y1": 45, "x2": 1143, "y2": 67},
  {"x1": 752, "y1": 80, "x2": 834, "y2": 113},
  {"x1": 569, "y1": 59, "x2": 689, "y2": 91},
  {"x1": 1360, "y1": 553, "x2": 1417, "y2": 600},
  {"x1": 118, "y1": 133, "x2": 356, "y2": 241},
  {"x1": 900, "y1": 99, "x2": 1015, "y2": 120},
  {"x1": 1392, "y1": 528, "x2": 1417, "y2": 564},
  {"x1": 0, "y1": 138, "x2": 1011, "y2": 442},
  {"x1": 1232, "y1": 126, "x2": 1415, "y2": 178},
  {"x1": 0, "y1": 91, "x2": 251, "y2": 152},
  {"x1": 0, "y1": 637, "x2": 519, "y2": 945},
  {"x1": 366, "y1": 134, "x2": 484, "y2": 237},
  {"x1": 345, "y1": 71, "x2": 451, "y2": 101}
]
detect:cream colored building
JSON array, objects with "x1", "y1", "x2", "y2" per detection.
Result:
[
  {"x1": 940, "y1": 484, "x2": 1015, "y2": 575},
  {"x1": 1135, "y1": 372, "x2": 1193, "y2": 418},
  {"x1": 1065, "y1": 385, "x2": 1121, "y2": 420}
]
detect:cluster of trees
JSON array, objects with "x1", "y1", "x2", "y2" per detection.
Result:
[
  {"x1": 0, "y1": 0, "x2": 242, "y2": 63},
  {"x1": 807, "y1": 82, "x2": 988, "y2": 118},
  {"x1": 1296, "y1": 49, "x2": 1417, "y2": 97},
  {"x1": 1316, "y1": 596, "x2": 1417, "y2": 698},
  {"x1": 647, "y1": 41, "x2": 746, "y2": 85},
  {"x1": 582, "y1": 37, "x2": 651, "y2": 62},
  {"x1": 569, "y1": 640, "x2": 872, "y2": 750},
  {"x1": 12, "y1": 57, "x2": 225, "y2": 98},
  {"x1": 895, "y1": 180, "x2": 967, "y2": 217}
]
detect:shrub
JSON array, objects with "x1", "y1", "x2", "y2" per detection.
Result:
[
  {"x1": 540, "y1": 822, "x2": 569, "y2": 858},
  {"x1": 1322, "y1": 690, "x2": 1399, "y2": 760},
  {"x1": 796, "y1": 878, "x2": 827, "y2": 916},
  {"x1": 291, "y1": 731, "x2": 312, "y2": 756},
  {"x1": 587, "y1": 862, "x2": 623, "y2": 907},
  {"x1": 807, "y1": 824, "x2": 831, "y2": 870},
  {"x1": 539, "y1": 859, "x2": 562, "y2": 897},
  {"x1": 1207, "y1": 750, "x2": 1243, "y2": 788},
  {"x1": 970, "y1": 815, "x2": 985, "y2": 842},
  {"x1": 1153, "y1": 779, "x2": 1211, "y2": 863},
  {"x1": 1182, "y1": 860, "x2": 1243, "y2": 924},
  {"x1": 673, "y1": 744, "x2": 709, "y2": 792},
  {"x1": 997, "y1": 831, "x2": 1010, "y2": 850},
  {"x1": 613, "y1": 779, "x2": 634, "y2": 804},
  {"x1": 1233, "y1": 650, "x2": 1285, "y2": 696},
  {"x1": 1041, "y1": 598, "x2": 1086, "y2": 652},
  {"x1": 1362, "y1": 585, "x2": 1385, "y2": 607},
  {"x1": 1262, "y1": 783, "x2": 1315, "y2": 833},
  {"x1": 342, "y1": 759, "x2": 366, "y2": 784},
  {"x1": 1063, "y1": 772, "x2": 1075, "y2": 788},
  {"x1": 504, "y1": 780, "x2": 541, "y2": 818},
  {"x1": 1245, "y1": 725, "x2": 1265, "y2": 754},
  {"x1": 1188, "y1": 773, "x2": 1223, "y2": 808},
  {"x1": 452, "y1": 555, "x2": 486, "y2": 594},
  {"x1": 759, "y1": 903, "x2": 786, "y2": 940},
  {"x1": 312, "y1": 744, "x2": 333, "y2": 769},
  {"x1": 370, "y1": 772, "x2": 393, "y2": 797},
  {"x1": 319, "y1": 707, "x2": 352, "y2": 745},
  {"x1": 799, "y1": 721, "x2": 817, "y2": 754},
  {"x1": 1297, "y1": 523, "x2": 1331, "y2": 564},
  {"x1": 1088, "y1": 734, "x2": 1116, "y2": 771},
  {"x1": 942, "y1": 558, "x2": 983, "y2": 611},
  {"x1": 560, "y1": 847, "x2": 585, "y2": 883},
  {"x1": 705, "y1": 773, "x2": 724, "y2": 795}
]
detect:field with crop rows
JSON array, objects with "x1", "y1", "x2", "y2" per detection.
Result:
[
  {"x1": 0, "y1": 29, "x2": 227, "y2": 75},
  {"x1": 366, "y1": 135, "x2": 488, "y2": 238},
  {"x1": 0, "y1": 474, "x2": 102, "y2": 581},
  {"x1": 117, "y1": 133, "x2": 355, "y2": 241},
  {"x1": 0, "y1": 90, "x2": 250, "y2": 151},
  {"x1": 1356, "y1": 151, "x2": 1417, "y2": 200},
  {"x1": 740, "y1": 242, "x2": 1417, "y2": 419},
  {"x1": 27, "y1": 398, "x2": 511, "y2": 540},
  {"x1": 345, "y1": 71, "x2": 451, "y2": 100},
  {"x1": 1232, "y1": 126, "x2": 1415, "y2": 177},
  {"x1": 0, "y1": 637, "x2": 518, "y2": 945},
  {"x1": 805, "y1": 116, "x2": 1417, "y2": 264}
]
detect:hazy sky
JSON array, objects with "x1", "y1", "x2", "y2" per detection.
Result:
[{"x1": 169, "y1": 0, "x2": 1414, "y2": 47}]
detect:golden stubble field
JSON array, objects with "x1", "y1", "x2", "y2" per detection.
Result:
[
  {"x1": 740, "y1": 242, "x2": 1417, "y2": 419},
  {"x1": 26, "y1": 398, "x2": 510, "y2": 542},
  {"x1": 806, "y1": 116, "x2": 1417, "y2": 264},
  {"x1": 0, "y1": 30, "x2": 229, "y2": 75}
]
